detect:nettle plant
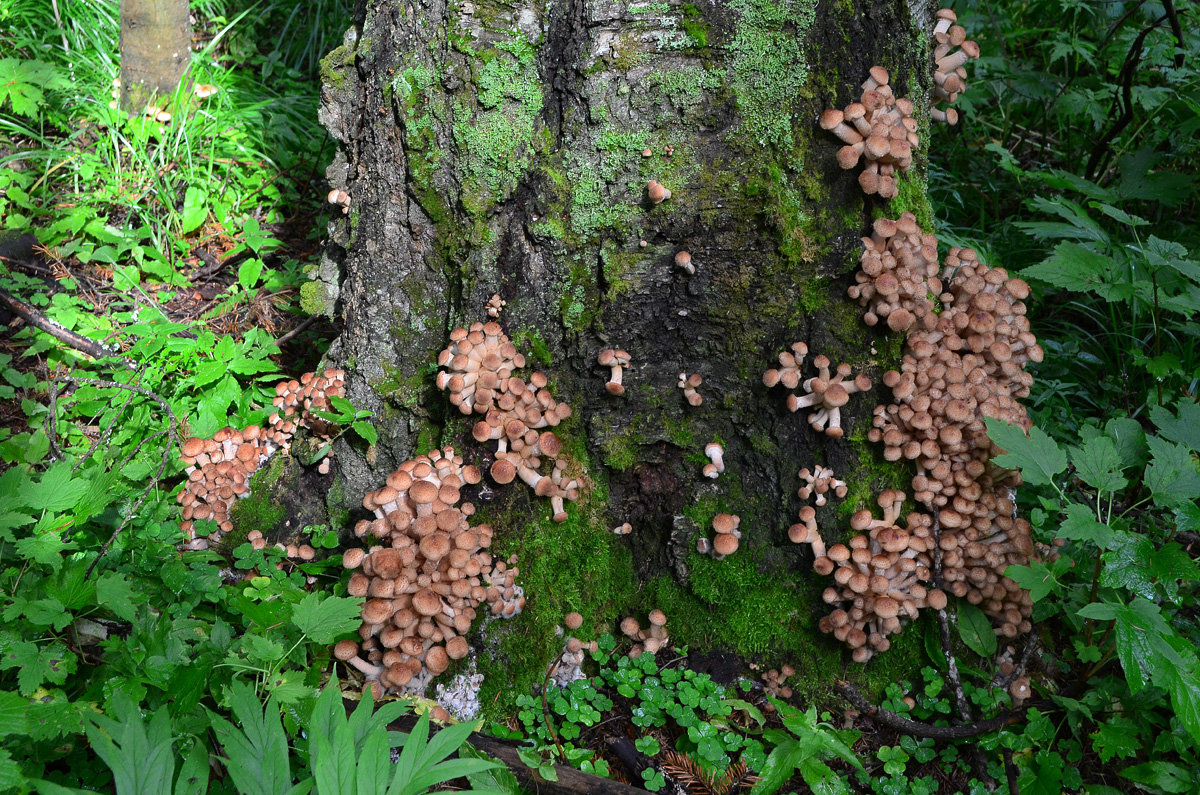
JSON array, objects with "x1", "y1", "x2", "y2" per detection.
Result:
[{"x1": 987, "y1": 408, "x2": 1200, "y2": 787}]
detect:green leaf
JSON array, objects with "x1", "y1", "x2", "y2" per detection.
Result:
[
  {"x1": 0, "y1": 691, "x2": 29, "y2": 737},
  {"x1": 1069, "y1": 436, "x2": 1126, "y2": 493},
  {"x1": 175, "y1": 739, "x2": 211, "y2": 795},
  {"x1": 1121, "y1": 761, "x2": 1194, "y2": 793},
  {"x1": 1090, "y1": 718, "x2": 1141, "y2": 763},
  {"x1": 239, "y1": 258, "x2": 264, "y2": 291},
  {"x1": 1006, "y1": 560, "x2": 1067, "y2": 602},
  {"x1": 27, "y1": 462, "x2": 89, "y2": 512},
  {"x1": 180, "y1": 187, "x2": 208, "y2": 235},
  {"x1": 956, "y1": 602, "x2": 997, "y2": 657},
  {"x1": 750, "y1": 738, "x2": 804, "y2": 795},
  {"x1": 1148, "y1": 542, "x2": 1200, "y2": 602},
  {"x1": 1099, "y1": 532, "x2": 1156, "y2": 600},
  {"x1": 986, "y1": 419, "x2": 1067, "y2": 487},
  {"x1": 208, "y1": 681, "x2": 293, "y2": 795},
  {"x1": 97, "y1": 572, "x2": 142, "y2": 622},
  {"x1": 1145, "y1": 436, "x2": 1200, "y2": 507},
  {"x1": 1057, "y1": 502, "x2": 1114, "y2": 549},
  {"x1": 1021, "y1": 242, "x2": 1126, "y2": 300},
  {"x1": 291, "y1": 594, "x2": 364, "y2": 644},
  {"x1": 86, "y1": 693, "x2": 178, "y2": 795},
  {"x1": 352, "y1": 421, "x2": 378, "y2": 446},
  {"x1": 1149, "y1": 401, "x2": 1200, "y2": 452}
]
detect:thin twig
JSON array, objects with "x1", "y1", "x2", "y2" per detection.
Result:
[
  {"x1": 835, "y1": 681, "x2": 1022, "y2": 740},
  {"x1": 274, "y1": 314, "x2": 319, "y2": 346}
]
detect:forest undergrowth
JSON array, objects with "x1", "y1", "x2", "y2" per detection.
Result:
[{"x1": 0, "y1": 0, "x2": 1198, "y2": 792}]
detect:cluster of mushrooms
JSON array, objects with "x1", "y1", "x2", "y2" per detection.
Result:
[
  {"x1": 792, "y1": 207, "x2": 1042, "y2": 658},
  {"x1": 763, "y1": 343, "x2": 872, "y2": 438},
  {"x1": 792, "y1": 490, "x2": 948, "y2": 662},
  {"x1": 932, "y1": 8, "x2": 980, "y2": 124},
  {"x1": 437, "y1": 322, "x2": 581, "y2": 522},
  {"x1": 818, "y1": 66, "x2": 917, "y2": 199},
  {"x1": 619, "y1": 609, "x2": 670, "y2": 657},
  {"x1": 336, "y1": 445, "x2": 525, "y2": 698},
  {"x1": 177, "y1": 369, "x2": 345, "y2": 549},
  {"x1": 797, "y1": 465, "x2": 847, "y2": 506}
]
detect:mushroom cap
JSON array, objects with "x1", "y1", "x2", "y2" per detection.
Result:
[
  {"x1": 446, "y1": 636, "x2": 470, "y2": 660},
  {"x1": 565, "y1": 611, "x2": 584, "y2": 630},
  {"x1": 648, "y1": 609, "x2": 667, "y2": 627},
  {"x1": 490, "y1": 458, "x2": 517, "y2": 484},
  {"x1": 425, "y1": 645, "x2": 450, "y2": 675},
  {"x1": 713, "y1": 533, "x2": 739, "y2": 556},
  {"x1": 334, "y1": 639, "x2": 359, "y2": 661},
  {"x1": 674, "y1": 251, "x2": 692, "y2": 267},
  {"x1": 412, "y1": 588, "x2": 443, "y2": 616},
  {"x1": 712, "y1": 513, "x2": 740, "y2": 534}
]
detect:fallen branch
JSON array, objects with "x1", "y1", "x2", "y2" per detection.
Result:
[
  {"x1": 0, "y1": 287, "x2": 119, "y2": 361},
  {"x1": 834, "y1": 680, "x2": 1021, "y2": 740}
]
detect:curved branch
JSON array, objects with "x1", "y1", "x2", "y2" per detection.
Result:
[{"x1": 835, "y1": 681, "x2": 1023, "y2": 740}]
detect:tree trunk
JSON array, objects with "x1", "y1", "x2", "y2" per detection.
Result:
[
  {"x1": 316, "y1": 0, "x2": 936, "y2": 703},
  {"x1": 119, "y1": 0, "x2": 191, "y2": 110}
]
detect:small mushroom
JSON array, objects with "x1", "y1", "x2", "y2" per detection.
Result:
[
  {"x1": 678, "y1": 372, "x2": 703, "y2": 406},
  {"x1": 702, "y1": 441, "x2": 724, "y2": 479},
  {"x1": 674, "y1": 251, "x2": 695, "y2": 275},
  {"x1": 646, "y1": 180, "x2": 671, "y2": 204},
  {"x1": 597, "y1": 348, "x2": 631, "y2": 395}
]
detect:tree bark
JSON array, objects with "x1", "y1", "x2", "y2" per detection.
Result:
[
  {"x1": 316, "y1": 0, "x2": 936, "y2": 695},
  {"x1": 119, "y1": 0, "x2": 191, "y2": 110}
]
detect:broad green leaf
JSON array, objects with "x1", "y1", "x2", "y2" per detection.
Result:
[
  {"x1": 1021, "y1": 242, "x2": 1122, "y2": 297},
  {"x1": 175, "y1": 739, "x2": 210, "y2": 795},
  {"x1": 750, "y1": 739, "x2": 805, "y2": 795},
  {"x1": 0, "y1": 691, "x2": 29, "y2": 737},
  {"x1": 352, "y1": 421, "x2": 378, "y2": 446},
  {"x1": 291, "y1": 594, "x2": 363, "y2": 644},
  {"x1": 986, "y1": 419, "x2": 1066, "y2": 486},
  {"x1": 0, "y1": 750, "x2": 25, "y2": 794},
  {"x1": 97, "y1": 572, "x2": 141, "y2": 622},
  {"x1": 1149, "y1": 542, "x2": 1200, "y2": 602},
  {"x1": 1121, "y1": 761, "x2": 1195, "y2": 793},
  {"x1": 1099, "y1": 532, "x2": 1156, "y2": 600},
  {"x1": 1163, "y1": 664, "x2": 1200, "y2": 745},
  {"x1": 180, "y1": 187, "x2": 208, "y2": 235},
  {"x1": 239, "y1": 258, "x2": 264, "y2": 291},
  {"x1": 208, "y1": 682, "x2": 293, "y2": 795},
  {"x1": 1149, "y1": 401, "x2": 1200, "y2": 452},
  {"x1": 1069, "y1": 435, "x2": 1126, "y2": 493},
  {"x1": 1145, "y1": 436, "x2": 1200, "y2": 507},
  {"x1": 956, "y1": 602, "x2": 997, "y2": 657},
  {"x1": 1057, "y1": 502, "x2": 1114, "y2": 549},
  {"x1": 26, "y1": 462, "x2": 89, "y2": 512},
  {"x1": 1007, "y1": 560, "x2": 1067, "y2": 602}
]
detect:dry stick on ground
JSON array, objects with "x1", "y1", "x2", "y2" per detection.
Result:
[
  {"x1": 0, "y1": 288, "x2": 119, "y2": 361},
  {"x1": 51, "y1": 376, "x2": 180, "y2": 579},
  {"x1": 834, "y1": 681, "x2": 1022, "y2": 741},
  {"x1": 273, "y1": 315, "x2": 318, "y2": 346}
]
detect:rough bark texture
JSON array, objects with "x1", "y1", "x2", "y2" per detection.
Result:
[
  {"x1": 315, "y1": 0, "x2": 938, "y2": 707},
  {"x1": 119, "y1": 0, "x2": 192, "y2": 109}
]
